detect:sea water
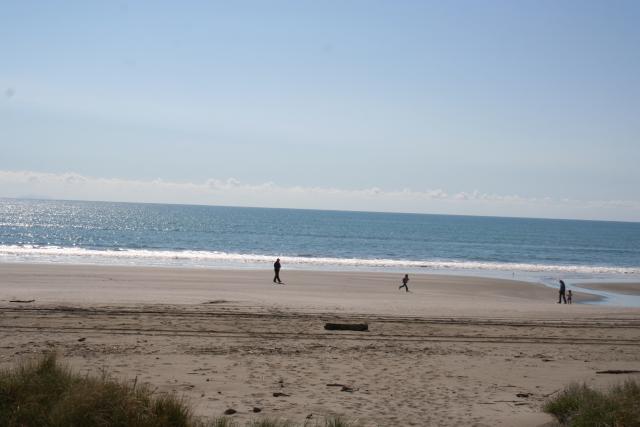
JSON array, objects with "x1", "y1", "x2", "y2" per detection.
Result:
[{"x1": 1, "y1": 198, "x2": 639, "y2": 284}]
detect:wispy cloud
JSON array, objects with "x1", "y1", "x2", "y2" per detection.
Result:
[{"x1": 0, "y1": 170, "x2": 638, "y2": 221}]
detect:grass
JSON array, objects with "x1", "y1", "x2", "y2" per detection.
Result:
[
  {"x1": 0, "y1": 353, "x2": 360, "y2": 427},
  {"x1": 543, "y1": 380, "x2": 640, "y2": 426},
  {"x1": 0, "y1": 352, "x2": 193, "y2": 427}
]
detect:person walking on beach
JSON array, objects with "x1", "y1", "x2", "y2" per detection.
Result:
[
  {"x1": 399, "y1": 274, "x2": 409, "y2": 292},
  {"x1": 558, "y1": 279, "x2": 567, "y2": 304},
  {"x1": 567, "y1": 289, "x2": 572, "y2": 304},
  {"x1": 273, "y1": 258, "x2": 282, "y2": 284}
]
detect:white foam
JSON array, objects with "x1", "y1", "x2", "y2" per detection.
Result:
[{"x1": 1, "y1": 244, "x2": 638, "y2": 275}]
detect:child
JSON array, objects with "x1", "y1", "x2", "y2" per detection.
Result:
[
  {"x1": 399, "y1": 274, "x2": 409, "y2": 292},
  {"x1": 567, "y1": 289, "x2": 572, "y2": 304}
]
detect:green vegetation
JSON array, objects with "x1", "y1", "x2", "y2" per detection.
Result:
[
  {"x1": 320, "y1": 415, "x2": 356, "y2": 427},
  {"x1": 544, "y1": 380, "x2": 640, "y2": 426},
  {"x1": 0, "y1": 353, "x2": 359, "y2": 427},
  {"x1": 0, "y1": 352, "x2": 192, "y2": 427}
]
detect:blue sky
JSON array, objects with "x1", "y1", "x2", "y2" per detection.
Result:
[{"x1": 1, "y1": 1, "x2": 639, "y2": 220}]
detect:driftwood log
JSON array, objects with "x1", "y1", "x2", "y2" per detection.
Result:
[{"x1": 324, "y1": 323, "x2": 368, "y2": 331}]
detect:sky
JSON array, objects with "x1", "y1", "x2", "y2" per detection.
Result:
[{"x1": 1, "y1": 1, "x2": 639, "y2": 221}]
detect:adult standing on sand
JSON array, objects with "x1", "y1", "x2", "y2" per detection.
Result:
[
  {"x1": 558, "y1": 279, "x2": 567, "y2": 304},
  {"x1": 273, "y1": 258, "x2": 283, "y2": 284},
  {"x1": 399, "y1": 274, "x2": 409, "y2": 292}
]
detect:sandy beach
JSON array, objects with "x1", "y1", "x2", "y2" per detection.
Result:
[{"x1": 2, "y1": 263, "x2": 640, "y2": 426}]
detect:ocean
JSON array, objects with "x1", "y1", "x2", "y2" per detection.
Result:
[{"x1": 1, "y1": 198, "x2": 639, "y2": 283}]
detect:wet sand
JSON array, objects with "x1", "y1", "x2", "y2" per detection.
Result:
[
  {"x1": 1, "y1": 263, "x2": 640, "y2": 426},
  {"x1": 576, "y1": 282, "x2": 640, "y2": 296}
]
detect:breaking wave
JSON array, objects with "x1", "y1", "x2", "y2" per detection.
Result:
[{"x1": 1, "y1": 244, "x2": 638, "y2": 275}]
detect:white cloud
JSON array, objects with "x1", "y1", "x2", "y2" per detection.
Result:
[{"x1": 0, "y1": 170, "x2": 638, "y2": 222}]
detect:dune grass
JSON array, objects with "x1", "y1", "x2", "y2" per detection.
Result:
[
  {"x1": 0, "y1": 353, "x2": 360, "y2": 427},
  {"x1": 0, "y1": 352, "x2": 193, "y2": 427},
  {"x1": 543, "y1": 380, "x2": 640, "y2": 426}
]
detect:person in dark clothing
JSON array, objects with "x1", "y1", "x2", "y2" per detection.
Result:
[
  {"x1": 399, "y1": 274, "x2": 409, "y2": 292},
  {"x1": 558, "y1": 279, "x2": 567, "y2": 304},
  {"x1": 273, "y1": 258, "x2": 282, "y2": 284}
]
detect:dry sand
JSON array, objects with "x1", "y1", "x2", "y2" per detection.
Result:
[{"x1": 1, "y1": 263, "x2": 640, "y2": 426}]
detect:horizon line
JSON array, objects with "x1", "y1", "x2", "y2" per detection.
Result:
[{"x1": 3, "y1": 195, "x2": 639, "y2": 225}]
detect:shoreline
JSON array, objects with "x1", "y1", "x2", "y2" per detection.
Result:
[
  {"x1": 2, "y1": 245, "x2": 639, "y2": 278},
  {"x1": 2, "y1": 257, "x2": 639, "y2": 282},
  {"x1": 575, "y1": 282, "x2": 640, "y2": 296}
]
